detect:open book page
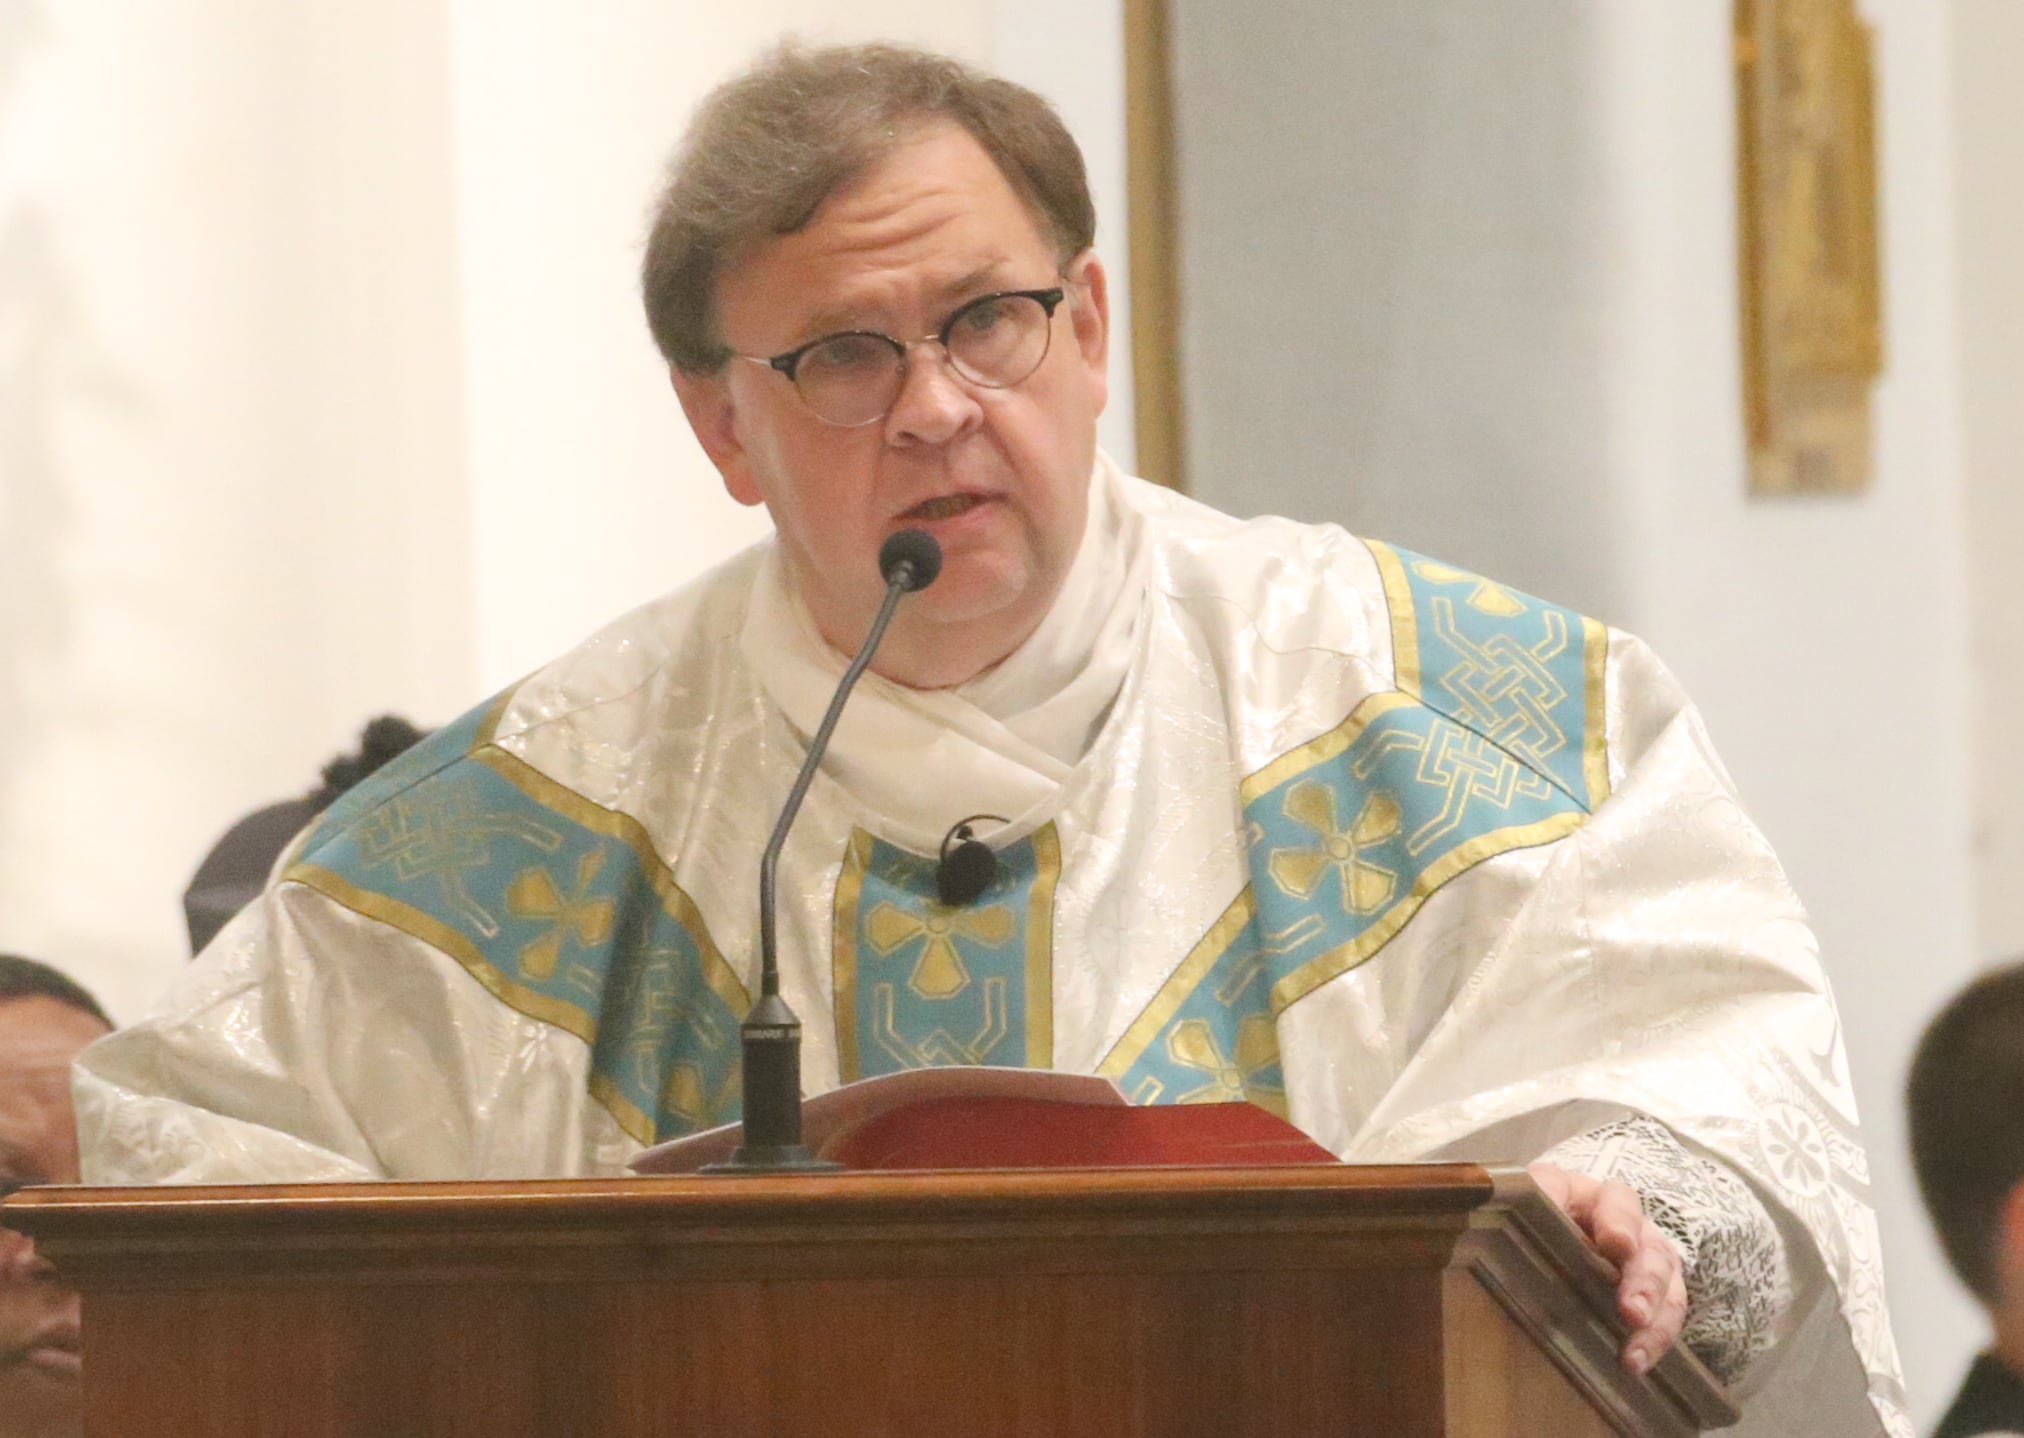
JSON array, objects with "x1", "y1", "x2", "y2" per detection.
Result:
[{"x1": 628, "y1": 1067, "x2": 1129, "y2": 1174}]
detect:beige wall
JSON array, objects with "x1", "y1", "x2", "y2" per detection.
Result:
[
  {"x1": 1957, "y1": 0, "x2": 2024, "y2": 964},
  {"x1": 1171, "y1": 0, "x2": 1984, "y2": 1417},
  {"x1": 0, "y1": 1, "x2": 478, "y2": 1018}
]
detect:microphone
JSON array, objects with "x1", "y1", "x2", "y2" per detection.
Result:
[
  {"x1": 707, "y1": 528, "x2": 943, "y2": 1173},
  {"x1": 879, "y1": 528, "x2": 942, "y2": 591},
  {"x1": 936, "y1": 814, "x2": 1008, "y2": 906}
]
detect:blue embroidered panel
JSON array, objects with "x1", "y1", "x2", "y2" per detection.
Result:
[
  {"x1": 833, "y1": 827, "x2": 1058, "y2": 1081},
  {"x1": 1377, "y1": 541, "x2": 1609, "y2": 811},
  {"x1": 1106, "y1": 694, "x2": 1592, "y2": 1110},
  {"x1": 287, "y1": 698, "x2": 745, "y2": 1145},
  {"x1": 302, "y1": 700, "x2": 497, "y2": 852}
]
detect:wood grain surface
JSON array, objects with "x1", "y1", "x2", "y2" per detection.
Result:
[{"x1": 5, "y1": 1164, "x2": 1735, "y2": 1437}]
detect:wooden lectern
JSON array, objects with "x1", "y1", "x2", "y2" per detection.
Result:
[{"x1": 7, "y1": 1164, "x2": 1737, "y2": 1437}]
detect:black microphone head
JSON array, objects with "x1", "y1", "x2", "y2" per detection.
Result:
[
  {"x1": 879, "y1": 529, "x2": 942, "y2": 592},
  {"x1": 936, "y1": 838, "x2": 998, "y2": 906}
]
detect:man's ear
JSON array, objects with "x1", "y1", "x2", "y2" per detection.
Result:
[
  {"x1": 2001, "y1": 1181, "x2": 2024, "y2": 1288},
  {"x1": 1064, "y1": 250, "x2": 1110, "y2": 415},
  {"x1": 670, "y1": 364, "x2": 763, "y2": 507}
]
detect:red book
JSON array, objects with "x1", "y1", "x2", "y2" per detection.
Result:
[{"x1": 629, "y1": 1068, "x2": 1337, "y2": 1174}]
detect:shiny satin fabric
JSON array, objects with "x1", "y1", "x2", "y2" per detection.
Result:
[{"x1": 74, "y1": 463, "x2": 1906, "y2": 1436}]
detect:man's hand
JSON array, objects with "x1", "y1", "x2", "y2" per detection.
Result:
[{"x1": 1528, "y1": 1160, "x2": 1687, "y2": 1375}]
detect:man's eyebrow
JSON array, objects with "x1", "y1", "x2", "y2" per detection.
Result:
[
  {"x1": 793, "y1": 264, "x2": 1016, "y2": 343},
  {"x1": 931, "y1": 263, "x2": 1012, "y2": 305}
]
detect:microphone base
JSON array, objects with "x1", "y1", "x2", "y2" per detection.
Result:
[{"x1": 701, "y1": 1144, "x2": 843, "y2": 1174}]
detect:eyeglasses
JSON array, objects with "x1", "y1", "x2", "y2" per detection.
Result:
[{"x1": 736, "y1": 286, "x2": 1067, "y2": 428}]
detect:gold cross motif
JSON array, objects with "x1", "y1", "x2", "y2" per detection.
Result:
[
  {"x1": 506, "y1": 849, "x2": 617, "y2": 980},
  {"x1": 1268, "y1": 779, "x2": 1404, "y2": 915},
  {"x1": 1166, "y1": 1016, "x2": 1288, "y2": 1117},
  {"x1": 865, "y1": 900, "x2": 1017, "y2": 1000}
]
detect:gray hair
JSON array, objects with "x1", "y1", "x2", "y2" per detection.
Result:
[{"x1": 642, "y1": 41, "x2": 1096, "y2": 374}]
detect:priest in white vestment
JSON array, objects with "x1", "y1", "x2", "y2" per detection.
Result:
[{"x1": 73, "y1": 40, "x2": 1908, "y2": 1438}]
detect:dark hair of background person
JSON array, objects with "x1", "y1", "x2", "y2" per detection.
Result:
[
  {"x1": 1908, "y1": 958, "x2": 2024, "y2": 1304},
  {"x1": 0, "y1": 953, "x2": 112, "y2": 1029},
  {"x1": 183, "y1": 715, "x2": 430, "y2": 956},
  {"x1": 642, "y1": 39, "x2": 1096, "y2": 375}
]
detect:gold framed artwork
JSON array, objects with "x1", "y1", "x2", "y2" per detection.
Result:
[
  {"x1": 1735, "y1": 0, "x2": 1885, "y2": 496},
  {"x1": 1124, "y1": 0, "x2": 1185, "y2": 491}
]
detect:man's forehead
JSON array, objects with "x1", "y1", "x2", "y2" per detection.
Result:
[{"x1": 719, "y1": 123, "x2": 1057, "y2": 341}]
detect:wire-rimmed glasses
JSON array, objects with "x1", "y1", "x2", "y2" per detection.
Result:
[{"x1": 736, "y1": 286, "x2": 1067, "y2": 428}]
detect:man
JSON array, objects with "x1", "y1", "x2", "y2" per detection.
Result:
[
  {"x1": 1910, "y1": 961, "x2": 2024, "y2": 1438},
  {"x1": 74, "y1": 42, "x2": 1905, "y2": 1435},
  {"x1": 0, "y1": 956, "x2": 112, "y2": 1438}
]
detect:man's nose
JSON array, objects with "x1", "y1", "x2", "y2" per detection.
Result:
[
  {"x1": 883, "y1": 344, "x2": 984, "y2": 447},
  {"x1": 2, "y1": 1226, "x2": 51, "y2": 1282}
]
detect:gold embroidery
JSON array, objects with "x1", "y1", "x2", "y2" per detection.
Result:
[
  {"x1": 506, "y1": 850, "x2": 617, "y2": 980},
  {"x1": 1098, "y1": 888, "x2": 1258, "y2": 1082},
  {"x1": 1024, "y1": 825, "x2": 1061, "y2": 1068},
  {"x1": 869, "y1": 977, "x2": 1015, "y2": 1067},
  {"x1": 1411, "y1": 559, "x2": 1528, "y2": 617},
  {"x1": 287, "y1": 862, "x2": 591, "y2": 1040},
  {"x1": 1167, "y1": 1016, "x2": 1289, "y2": 1117},
  {"x1": 350, "y1": 780, "x2": 563, "y2": 938},
  {"x1": 1268, "y1": 811, "x2": 1585, "y2": 1013},
  {"x1": 1583, "y1": 614, "x2": 1613, "y2": 807},
  {"x1": 832, "y1": 831, "x2": 875, "y2": 1083},
  {"x1": 1239, "y1": 691, "x2": 1417, "y2": 807},
  {"x1": 832, "y1": 824, "x2": 1061, "y2": 1081},
  {"x1": 1268, "y1": 780, "x2": 1403, "y2": 913},
  {"x1": 1373, "y1": 543, "x2": 1422, "y2": 695},
  {"x1": 472, "y1": 746, "x2": 748, "y2": 1018},
  {"x1": 865, "y1": 899, "x2": 1018, "y2": 1000}
]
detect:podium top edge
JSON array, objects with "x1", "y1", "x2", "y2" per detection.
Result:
[{"x1": 5, "y1": 1161, "x2": 1498, "y2": 1236}]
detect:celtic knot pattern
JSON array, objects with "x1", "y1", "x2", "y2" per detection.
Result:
[
  {"x1": 351, "y1": 777, "x2": 563, "y2": 937},
  {"x1": 599, "y1": 946, "x2": 737, "y2": 1129},
  {"x1": 1360, "y1": 724, "x2": 1558, "y2": 856},
  {"x1": 1106, "y1": 679, "x2": 1593, "y2": 1108},
  {"x1": 1378, "y1": 541, "x2": 1608, "y2": 811},
  {"x1": 1425, "y1": 595, "x2": 1574, "y2": 776},
  {"x1": 291, "y1": 712, "x2": 745, "y2": 1146}
]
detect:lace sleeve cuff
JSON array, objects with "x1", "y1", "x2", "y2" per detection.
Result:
[{"x1": 1543, "y1": 1116, "x2": 1793, "y2": 1381}]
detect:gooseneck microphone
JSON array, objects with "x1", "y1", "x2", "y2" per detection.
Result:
[{"x1": 707, "y1": 528, "x2": 943, "y2": 1172}]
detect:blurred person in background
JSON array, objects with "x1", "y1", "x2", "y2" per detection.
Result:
[
  {"x1": 1910, "y1": 959, "x2": 2024, "y2": 1438},
  {"x1": 0, "y1": 956, "x2": 112, "y2": 1438},
  {"x1": 181, "y1": 716, "x2": 429, "y2": 956}
]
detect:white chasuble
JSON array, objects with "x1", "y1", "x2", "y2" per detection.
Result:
[{"x1": 76, "y1": 455, "x2": 1909, "y2": 1437}]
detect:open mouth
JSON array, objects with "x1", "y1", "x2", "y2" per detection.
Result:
[{"x1": 902, "y1": 493, "x2": 990, "y2": 522}]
